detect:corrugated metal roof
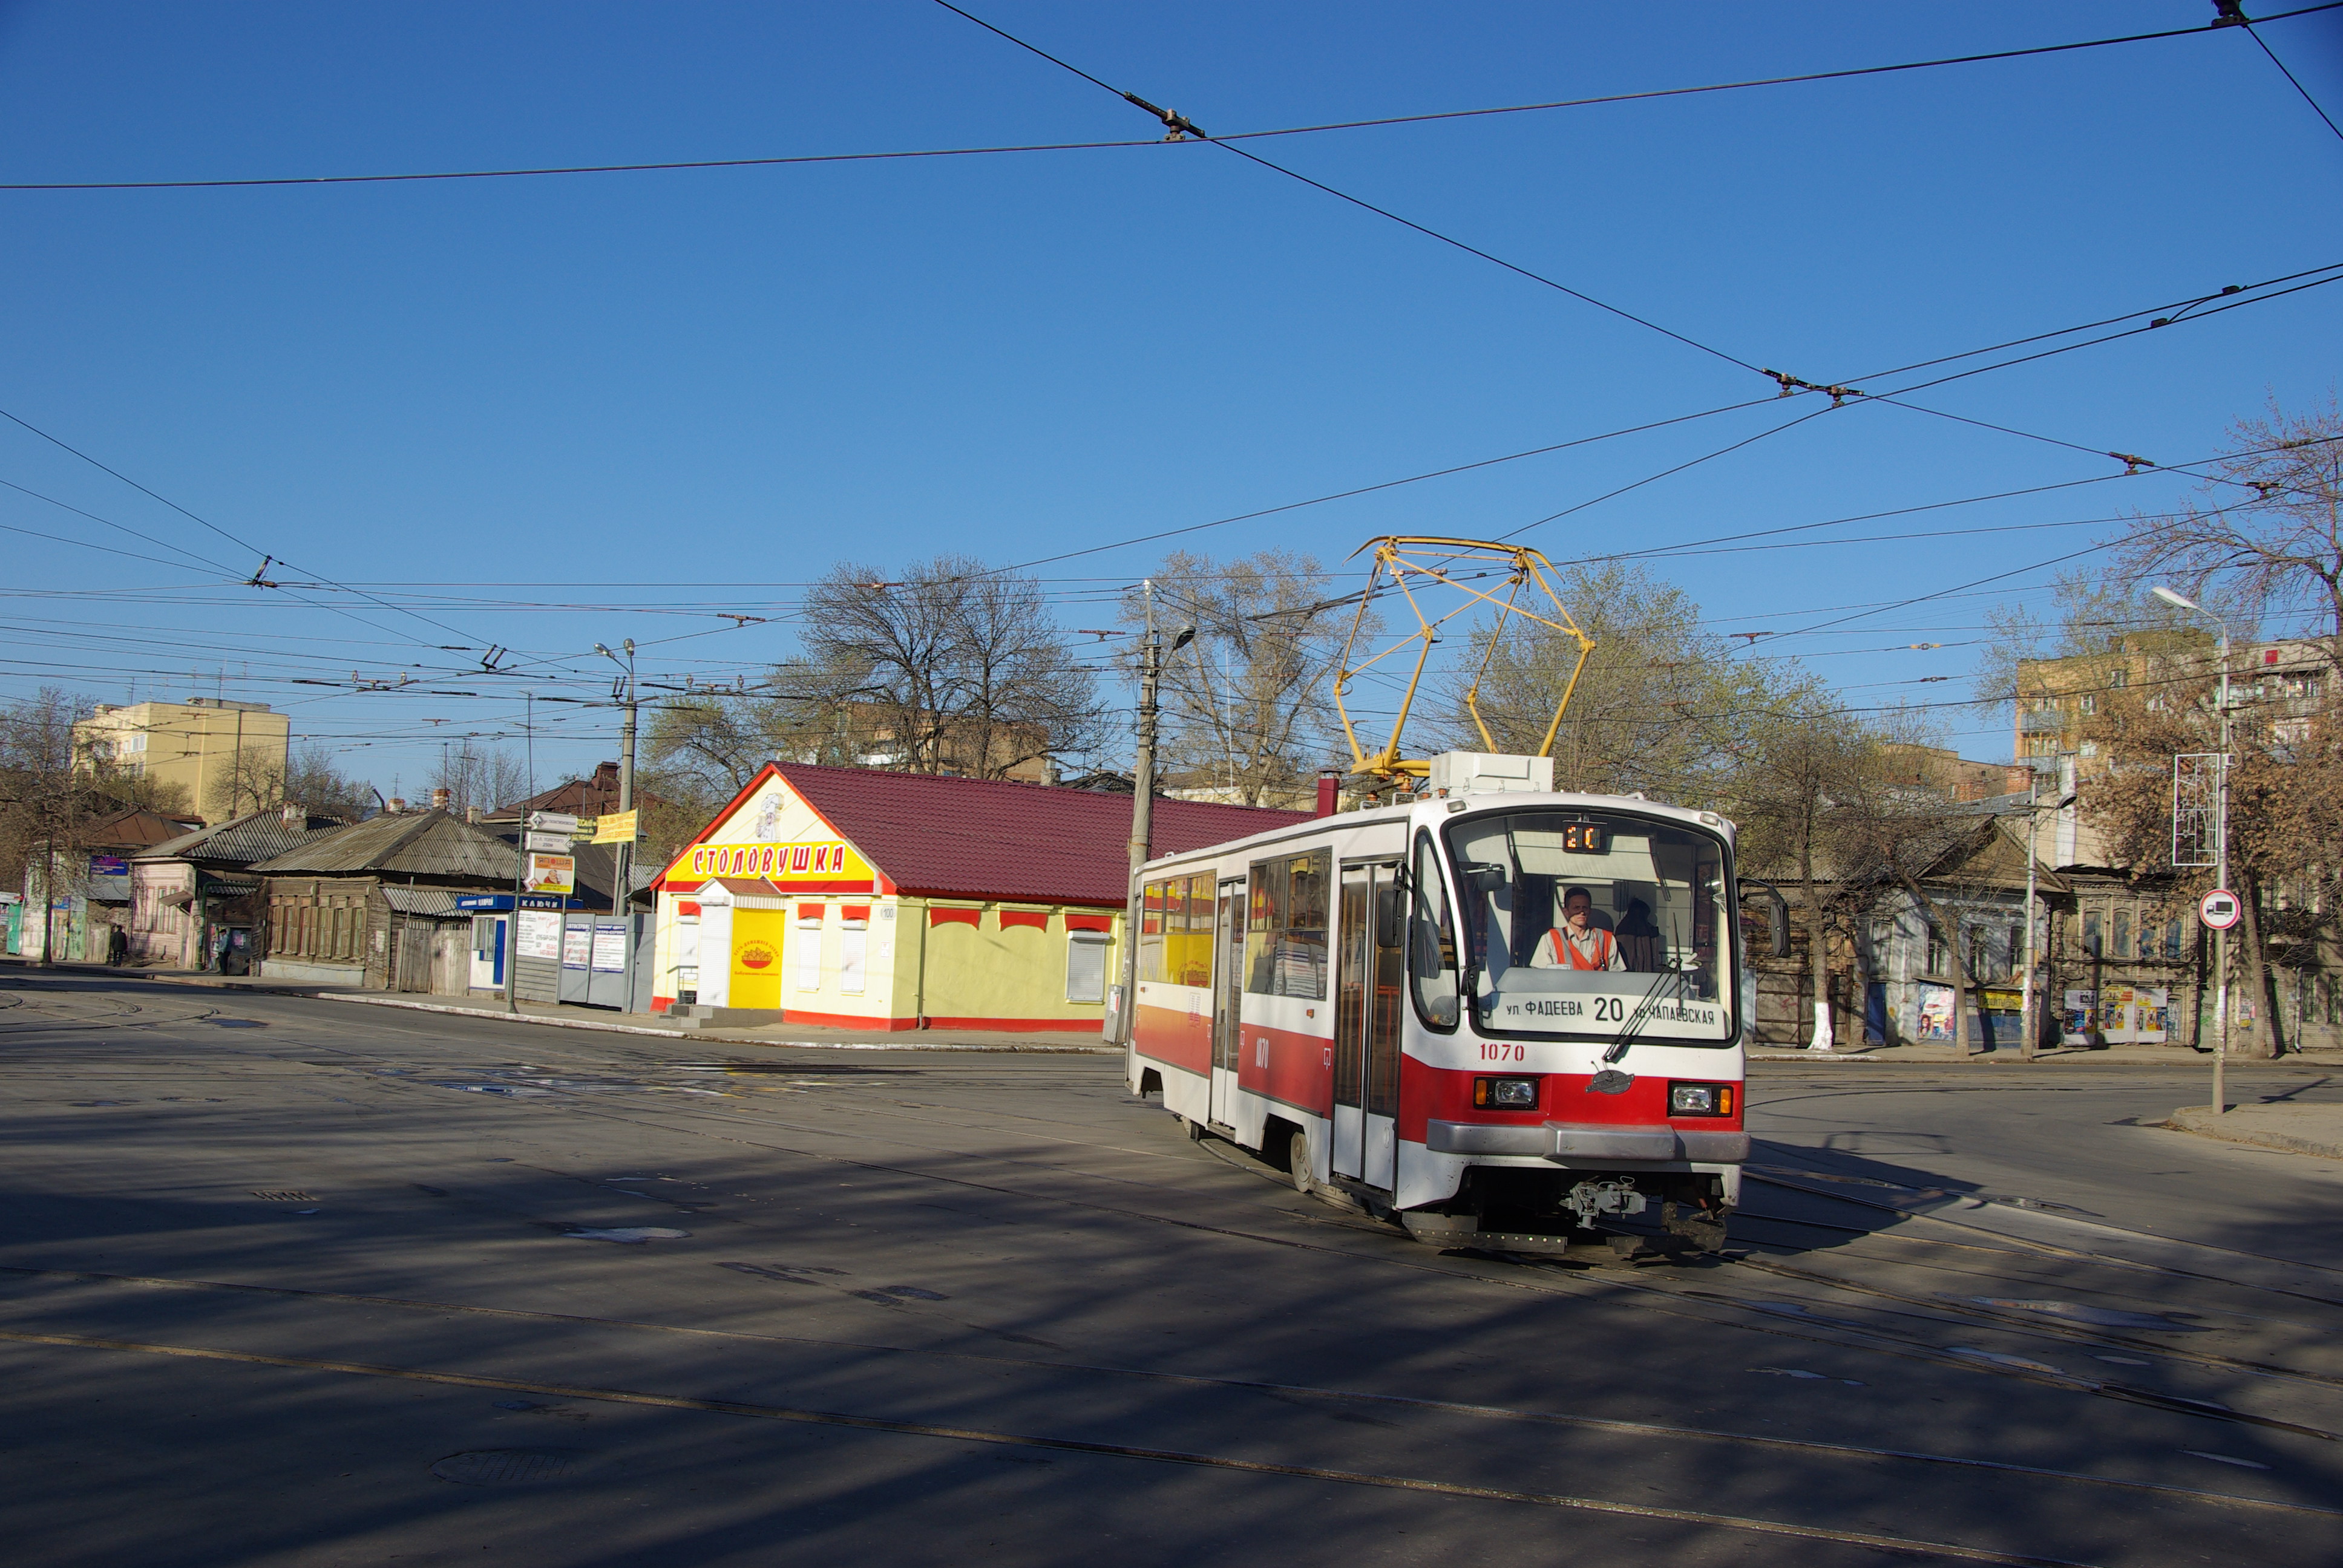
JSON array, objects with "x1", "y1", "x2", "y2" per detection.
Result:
[
  {"x1": 381, "y1": 885, "x2": 466, "y2": 916},
  {"x1": 252, "y1": 810, "x2": 519, "y2": 880},
  {"x1": 139, "y1": 809, "x2": 344, "y2": 868},
  {"x1": 764, "y1": 763, "x2": 1312, "y2": 906}
]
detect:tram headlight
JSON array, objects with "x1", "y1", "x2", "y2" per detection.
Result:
[
  {"x1": 1473, "y1": 1076, "x2": 1539, "y2": 1109},
  {"x1": 1669, "y1": 1082, "x2": 1734, "y2": 1117}
]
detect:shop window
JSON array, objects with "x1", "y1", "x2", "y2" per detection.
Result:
[
  {"x1": 795, "y1": 904, "x2": 824, "y2": 992},
  {"x1": 839, "y1": 908, "x2": 868, "y2": 996},
  {"x1": 1245, "y1": 849, "x2": 1329, "y2": 999},
  {"x1": 2112, "y1": 909, "x2": 2131, "y2": 959},
  {"x1": 1066, "y1": 931, "x2": 1111, "y2": 1004}
]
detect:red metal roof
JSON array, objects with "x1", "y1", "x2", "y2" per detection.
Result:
[{"x1": 763, "y1": 763, "x2": 1312, "y2": 906}]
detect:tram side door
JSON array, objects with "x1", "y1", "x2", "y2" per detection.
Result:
[
  {"x1": 1335, "y1": 860, "x2": 1403, "y2": 1189},
  {"x1": 1210, "y1": 878, "x2": 1244, "y2": 1127}
]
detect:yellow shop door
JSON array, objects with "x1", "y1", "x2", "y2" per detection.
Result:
[{"x1": 729, "y1": 909, "x2": 787, "y2": 1010}]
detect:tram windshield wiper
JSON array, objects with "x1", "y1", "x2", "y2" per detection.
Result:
[{"x1": 1602, "y1": 967, "x2": 1682, "y2": 1065}]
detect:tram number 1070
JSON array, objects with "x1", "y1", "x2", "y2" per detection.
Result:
[{"x1": 1478, "y1": 1042, "x2": 1528, "y2": 1061}]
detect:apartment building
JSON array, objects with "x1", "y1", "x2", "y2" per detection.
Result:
[{"x1": 73, "y1": 698, "x2": 291, "y2": 822}]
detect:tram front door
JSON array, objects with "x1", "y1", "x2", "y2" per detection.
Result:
[
  {"x1": 1210, "y1": 878, "x2": 1244, "y2": 1127},
  {"x1": 1334, "y1": 860, "x2": 1403, "y2": 1189}
]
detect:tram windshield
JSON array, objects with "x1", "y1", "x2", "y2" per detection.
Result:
[{"x1": 1441, "y1": 809, "x2": 1734, "y2": 1045}]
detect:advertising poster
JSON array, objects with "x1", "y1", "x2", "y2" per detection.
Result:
[
  {"x1": 525, "y1": 852, "x2": 576, "y2": 896},
  {"x1": 2062, "y1": 988, "x2": 2096, "y2": 1045},
  {"x1": 562, "y1": 924, "x2": 594, "y2": 969},
  {"x1": 591, "y1": 925, "x2": 629, "y2": 973},
  {"x1": 517, "y1": 910, "x2": 563, "y2": 961},
  {"x1": 1916, "y1": 982, "x2": 1955, "y2": 1040}
]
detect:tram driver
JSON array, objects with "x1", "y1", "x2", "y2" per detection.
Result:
[{"x1": 1531, "y1": 885, "x2": 1625, "y2": 972}]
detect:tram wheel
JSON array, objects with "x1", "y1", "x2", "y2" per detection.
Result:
[{"x1": 1286, "y1": 1126, "x2": 1312, "y2": 1194}]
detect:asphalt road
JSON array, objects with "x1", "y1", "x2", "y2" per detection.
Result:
[{"x1": 2, "y1": 970, "x2": 2339, "y2": 1568}]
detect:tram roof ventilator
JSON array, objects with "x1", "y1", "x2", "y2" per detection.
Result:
[{"x1": 1423, "y1": 751, "x2": 1555, "y2": 798}]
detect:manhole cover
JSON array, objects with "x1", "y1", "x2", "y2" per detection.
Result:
[
  {"x1": 251, "y1": 1190, "x2": 313, "y2": 1201},
  {"x1": 430, "y1": 1448, "x2": 587, "y2": 1486}
]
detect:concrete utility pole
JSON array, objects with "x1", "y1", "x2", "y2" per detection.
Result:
[
  {"x1": 597, "y1": 638, "x2": 638, "y2": 916},
  {"x1": 1116, "y1": 624, "x2": 1162, "y2": 1044}
]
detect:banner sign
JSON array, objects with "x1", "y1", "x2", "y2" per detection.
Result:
[
  {"x1": 525, "y1": 852, "x2": 577, "y2": 896},
  {"x1": 592, "y1": 809, "x2": 640, "y2": 844},
  {"x1": 88, "y1": 855, "x2": 129, "y2": 877}
]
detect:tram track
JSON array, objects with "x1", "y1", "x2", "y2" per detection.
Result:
[
  {"x1": 22, "y1": 1002, "x2": 2343, "y2": 1442},
  {"x1": 7, "y1": 996, "x2": 2343, "y2": 1561},
  {"x1": 260, "y1": 1047, "x2": 2343, "y2": 1446},
  {"x1": 1, "y1": 1259, "x2": 2324, "y2": 1522},
  {"x1": 0, "y1": 1320, "x2": 2109, "y2": 1568}
]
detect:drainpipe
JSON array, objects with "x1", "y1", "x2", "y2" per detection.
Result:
[{"x1": 913, "y1": 900, "x2": 929, "y2": 1028}]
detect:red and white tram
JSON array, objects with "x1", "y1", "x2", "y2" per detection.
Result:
[{"x1": 1126, "y1": 777, "x2": 1747, "y2": 1253}]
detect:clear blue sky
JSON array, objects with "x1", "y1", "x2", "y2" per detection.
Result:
[{"x1": 3, "y1": 1, "x2": 2339, "y2": 799}]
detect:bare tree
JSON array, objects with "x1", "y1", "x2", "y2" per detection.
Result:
[
  {"x1": 1, "y1": 688, "x2": 187, "y2": 964},
  {"x1": 1453, "y1": 560, "x2": 1825, "y2": 806},
  {"x1": 212, "y1": 740, "x2": 373, "y2": 821},
  {"x1": 1728, "y1": 710, "x2": 1883, "y2": 1046},
  {"x1": 799, "y1": 556, "x2": 1102, "y2": 779},
  {"x1": 430, "y1": 741, "x2": 530, "y2": 816},
  {"x1": 2106, "y1": 399, "x2": 2343, "y2": 673},
  {"x1": 1130, "y1": 550, "x2": 1355, "y2": 806},
  {"x1": 2084, "y1": 665, "x2": 2341, "y2": 1057}
]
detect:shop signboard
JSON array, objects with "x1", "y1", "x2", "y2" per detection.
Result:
[
  {"x1": 88, "y1": 855, "x2": 129, "y2": 877},
  {"x1": 682, "y1": 838, "x2": 874, "y2": 888},
  {"x1": 525, "y1": 852, "x2": 576, "y2": 896}
]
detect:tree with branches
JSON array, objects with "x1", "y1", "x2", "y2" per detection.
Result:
[{"x1": 1129, "y1": 550, "x2": 1357, "y2": 807}]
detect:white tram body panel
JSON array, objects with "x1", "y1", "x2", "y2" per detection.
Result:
[{"x1": 1127, "y1": 789, "x2": 1747, "y2": 1248}]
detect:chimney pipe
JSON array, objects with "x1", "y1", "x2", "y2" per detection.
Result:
[
  {"x1": 280, "y1": 802, "x2": 303, "y2": 826},
  {"x1": 385, "y1": 797, "x2": 406, "y2": 814},
  {"x1": 466, "y1": 805, "x2": 482, "y2": 825},
  {"x1": 431, "y1": 787, "x2": 451, "y2": 811},
  {"x1": 1315, "y1": 770, "x2": 1341, "y2": 818}
]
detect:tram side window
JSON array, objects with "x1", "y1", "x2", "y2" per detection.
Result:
[
  {"x1": 1139, "y1": 880, "x2": 1167, "y2": 983},
  {"x1": 1139, "y1": 874, "x2": 1213, "y2": 986},
  {"x1": 1409, "y1": 831, "x2": 1459, "y2": 1029},
  {"x1": 1246, "y1": 851, "x2": 1329, "y2": 999}
]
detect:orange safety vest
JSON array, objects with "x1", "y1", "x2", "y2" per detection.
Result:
[{"x1": 1545, "y1": 926, "x2": 1616, "y2": 970}]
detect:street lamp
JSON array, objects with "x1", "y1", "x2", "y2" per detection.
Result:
[{"x1": 2151, "y1": 586, "x2": 2232, "y2": 1116}]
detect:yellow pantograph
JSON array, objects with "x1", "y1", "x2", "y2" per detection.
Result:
[{"x1": 1332, "y1": 537, "x2": 1595, "y2": 784}]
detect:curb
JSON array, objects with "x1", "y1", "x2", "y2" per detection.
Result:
[
  {"x1": 2166, "y1": 1105, "x2": 2343, "y2": 1161},
  {"x1": 312, "y1": 991, "x2": 1119, "y2": 1054}
]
